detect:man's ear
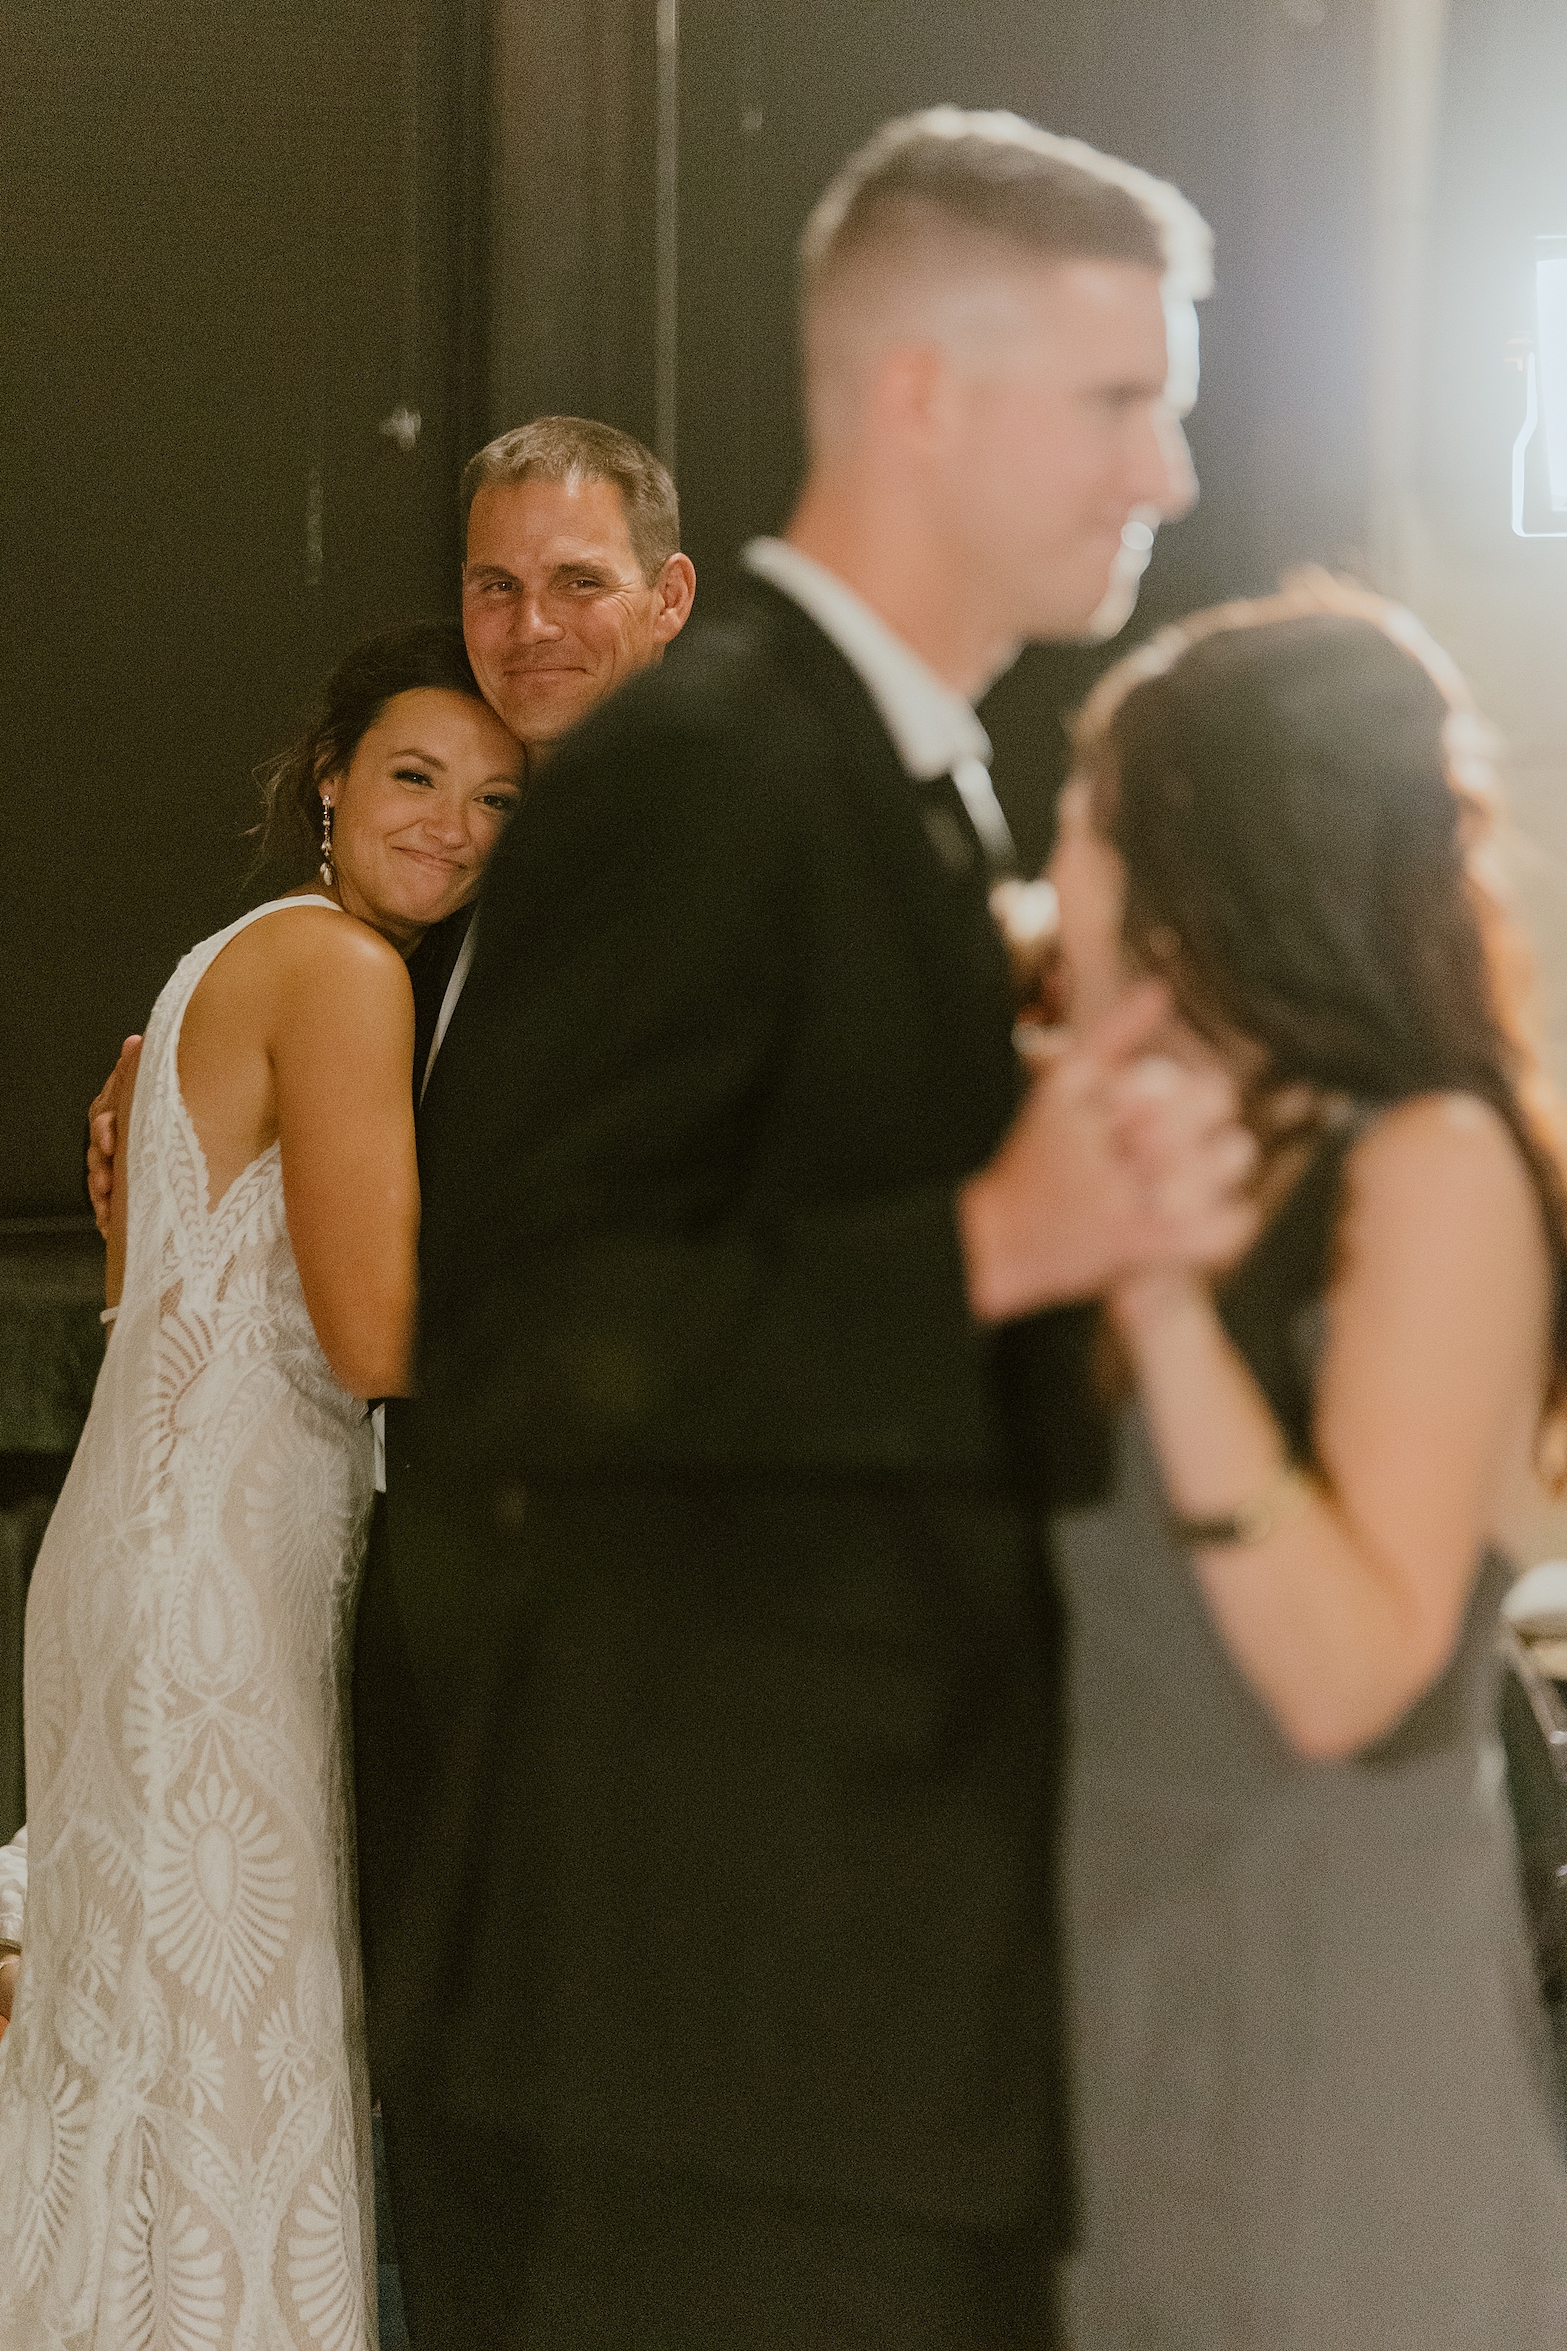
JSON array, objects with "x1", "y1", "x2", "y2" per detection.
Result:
[
  {"x1": 651, "y1": 553, "x2": 697, "y2": 645},
  {"x1": 872, "y1": 338, "x2": 951, "y2": 457}
]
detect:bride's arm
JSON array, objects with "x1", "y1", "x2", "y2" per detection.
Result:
[
  {"x1": 1112, "y1": 1093, "x2": 1551, "y2": 1760},
  {"x1": 0, "y1": 1825, "x2": 26, "y2": 2023},
  {"x1": 103, "y1": 1042, "x2": 141, "y2": 1311},
  {"x1": 270, "y1": 925, "x2": 419, "y2": 1401}
]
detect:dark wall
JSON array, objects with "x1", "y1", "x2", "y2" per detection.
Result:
[
  {"x1": 1, "y1": 0, "x2": 487, "y2": 1218},
  {"x1": 487, "y1": 0, "x2": 659, "y2": 444},
  {"x1": 485, "y1": 0, "x2": 1381, "y2": 870}
]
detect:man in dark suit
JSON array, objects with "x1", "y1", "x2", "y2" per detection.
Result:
[{"x1": 363, "y1": 111, "x2": 1245, "y2": 2350}]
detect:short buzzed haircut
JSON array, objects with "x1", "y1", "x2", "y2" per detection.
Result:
[
  {"x1": 802, "y1": 107, "x2": 1213, "y2": 311},
  {"x1": 461, "y1": 416, "x2": 680, "y2": 583}
]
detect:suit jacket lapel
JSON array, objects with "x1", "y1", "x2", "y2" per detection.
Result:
[
  {"x1": 409, "y1": 904, "x2": 476, "y2": 1136},
  {"x1": 740, "y1": 577, "x2": 1020, "y2": 1089}
]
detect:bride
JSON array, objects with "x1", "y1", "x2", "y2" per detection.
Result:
[{"x1": 0, "y1": 621, "x2": 522, "y2": 2349}]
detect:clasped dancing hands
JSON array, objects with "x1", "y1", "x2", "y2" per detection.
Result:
[{"x1": 960, "y1": 978, "x2": 1258, "y2": 1324}]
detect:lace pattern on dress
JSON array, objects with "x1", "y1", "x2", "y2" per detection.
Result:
[{"x1": 0, "y1": 900, "x2": 377, "y2": 2350}]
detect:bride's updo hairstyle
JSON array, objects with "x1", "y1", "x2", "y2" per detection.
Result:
[
  {"x1": 1071, "y1": 568, "x2": 1567, "y2": 1421},
  {"x1": 255, "y1": 619, "x2": 488, "y2": 876}
]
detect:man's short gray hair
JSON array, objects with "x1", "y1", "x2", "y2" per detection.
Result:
[
  {"x1": 801, "y1": 107, "x2": 1213, "y2": 310},
  {"x1": 460, "y1": 416, "x2": 680, "y2": 583}
]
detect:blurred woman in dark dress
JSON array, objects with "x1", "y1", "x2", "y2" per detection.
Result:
[{"x1": 1051, "y1": 573, "x2": 1567, "y2": 2350}]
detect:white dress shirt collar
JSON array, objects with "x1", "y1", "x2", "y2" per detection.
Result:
[{"x1": 742, "y1": 537, "x2": 992, "y2": 782}]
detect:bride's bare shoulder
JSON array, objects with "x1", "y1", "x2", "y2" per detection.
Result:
[
  {"x1": 183, "y1": 905, "x2": 412, "y2": 1069},
  {"x1": 279, "y1": 902, "x2": 407, "y2": 974},
  {"x1": 228, "y1": 900, "x2": 411, "y2": 1004}
]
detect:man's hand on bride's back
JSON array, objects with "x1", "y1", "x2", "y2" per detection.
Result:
[
  {"x1": 86, "y1": 1035, "x2": 142, "y2": 1238},
  {"x1": 959, "y1": 983, "x2": 1259, "y2": 1323}
]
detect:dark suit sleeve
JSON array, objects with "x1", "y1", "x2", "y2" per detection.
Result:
[{"x1": 413, "y1": 705, "x2": 1096, "y2": 1494}]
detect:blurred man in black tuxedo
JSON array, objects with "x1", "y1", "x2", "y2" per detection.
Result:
[{"x1": 364, "y1": 109, "x2": 1248, "y2": 2351}]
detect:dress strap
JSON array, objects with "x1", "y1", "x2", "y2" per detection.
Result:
[
  {"x1": 143, "y1": 897, "x2": 347, "y2": 1076},
  {"x1": 242, "y1": 893, "x2": 341, "y2": 917},
  {"x1": 120, "y1": 895, "x2": 354, "y2": 1298}
]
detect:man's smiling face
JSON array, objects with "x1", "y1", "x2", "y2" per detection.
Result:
[{"x1": 461, "y1": 474, "x2": 694, "y2": 751}]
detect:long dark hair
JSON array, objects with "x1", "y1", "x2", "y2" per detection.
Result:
[
  {"x1": 1071, "y1": 569, "x2": 1567, "y2": 1428},
  {"x1": 254, "y1": 619, "x2": 487, "y2": 875}
]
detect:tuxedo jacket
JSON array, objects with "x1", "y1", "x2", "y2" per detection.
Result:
[{"x1": 362, "y1": 577, "x2": 1109, "y2": 2238}]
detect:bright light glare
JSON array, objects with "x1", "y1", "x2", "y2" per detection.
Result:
[
  {"x1": 1538, "y1": 250, "x2": 1567, "y2": 512},
  {"x1": 1511, "y1": 236, "x2": 1567, "y2": 538}
]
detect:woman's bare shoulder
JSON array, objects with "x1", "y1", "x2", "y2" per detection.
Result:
[
  {"x1": 1348, "y1": 1090, "x2": 1537, "y2": 1200},
  {"x1": 241, "y1": 902, "x2": 412, "y2": 1002},
  {"x1": 1338, "y1": 1090, "x2": 1548, "y2": 1280}
]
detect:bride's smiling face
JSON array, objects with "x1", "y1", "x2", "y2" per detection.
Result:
[
  {"x1": 1048, "y1": 776, "x2": 1135, "y2": 1028},
  {"x1": 320, "y1": 687, "x2": 524, "y2": 948}
]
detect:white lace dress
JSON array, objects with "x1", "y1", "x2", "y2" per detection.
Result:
[{"x1": 0, "y1": 899, "x2": 377, "y2": 2351}]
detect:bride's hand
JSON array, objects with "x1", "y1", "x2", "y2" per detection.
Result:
[{"x1": 0, "y1": 1952, "x2": 19, "y2": 2027}]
